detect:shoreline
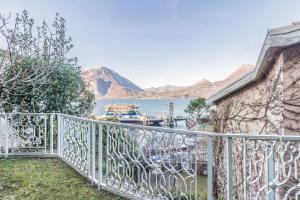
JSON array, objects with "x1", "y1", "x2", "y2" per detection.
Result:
[{"x1": 95, "y1": 97, "x2": 192, "y2": 100}]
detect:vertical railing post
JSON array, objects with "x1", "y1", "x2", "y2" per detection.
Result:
[
  {"x1": 50, "y1": 114, "x2": 54, "y2": 155},
  {"x1": 44, "y1": 115, "x2": 47, "y2": 154},
  {"x1": 4, "y1": 115, "x2": 8, "y2": 158},
  {"x1": 0, "y1": 115, "x2": 3, "y2": 157},
  {"x1": 207, "y1": 136, "x2": 214, "y2": 200},
  {"x1": 194, "y1": 134, "x2": 198, "y2": 199},
  {"x1": 106, "y1": 125, "x2": 110, "y2": 178},
  {"x1": 57, "y1": 114, "x2": 61, "y2": 157},
  {"x1": 243, "y1": 138, "x2": 247, "y2": 200},
  {"x1": 60, "y1": 116, "x2": 65, "y2": 157},
  {"x1": 87, "y1": 122, "x2": 91, "y2": 182},
  {"x1": 267, "y1": 145, "x2": 275, "y2": 200},
  {"x1": 98, "y1": 123, "x2": 103, "y2": 190},
  {"x1": 0, "y1": 115, "x2": 2, "y2": 157},
  {"x1": 227, "y1": 137, "x2": 233, "y2": 200},
  {"x1": 92, "y1": 122, "x2": 96, "y2": 184}
]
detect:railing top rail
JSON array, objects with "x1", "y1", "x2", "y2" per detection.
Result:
[
  {"x1": 0, "y1": 112, "x2": 57, "y2": 115},
  {"x1": 2, "y1": 112, "x2": 300, "y2": 140},
  {"x1": 58, "y1": 113, "x2": 300, "y2": 141}
]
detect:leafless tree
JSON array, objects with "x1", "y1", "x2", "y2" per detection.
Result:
[{"x1": 0, "y1": 10, "x2": 76, "y2": 112}]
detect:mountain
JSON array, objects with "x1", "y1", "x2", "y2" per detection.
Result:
[
  {"x1": 82, "y1": 64, "x2": 255, "y2": 99},
  {"x1": 133, "y1": 64, "x2": 255, "y2": 99},
  {"x1": 81, "y1": 67, "x2": 143, "y2": 99}
]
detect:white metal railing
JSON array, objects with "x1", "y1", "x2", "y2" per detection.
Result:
[{"x1": 1, "y1": 113, "x2": 300, "y2": 200}]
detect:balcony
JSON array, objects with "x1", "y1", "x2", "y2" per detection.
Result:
[{"x1": 1, "y1": 113, "x2": 300, "y2": 200}]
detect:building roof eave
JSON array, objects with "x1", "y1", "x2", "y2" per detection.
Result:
[{"x1": 207, "y1": 23, "x2": 300, "y2": 105}]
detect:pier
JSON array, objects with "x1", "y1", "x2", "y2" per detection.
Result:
[
  {"x1": 163, "y1": 116, "x2": 188, "y2": 127},
  {"x1": 142, "y1": 116, "x2": 188, "y2": 127}
]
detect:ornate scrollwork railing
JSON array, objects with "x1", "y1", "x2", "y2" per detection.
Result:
[
  {"x1": 1, "y1": 113, "x2": 300, "y2": 200},
  {"x1": 104, "y1": 124, "x2": 198, "y2": 199},
  {"x1": 61, "y1": 115, "x2": 91, "y2": 174},
  {"x1": 244, "y1": 138, "x2": 300, "y2": 200},
  {"x1": 0, "y1": 113, "x2": 50, "y2": 154}
]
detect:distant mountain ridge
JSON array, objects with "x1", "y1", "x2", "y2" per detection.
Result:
[
  {"x1": 81, "y1": 66, "x2": 143, "y2": 99},
  {"x1": 134, "y1": 64, "x2": 255, "y2": 99},
  {"x1": 81, "y1": 64, "x2": 255, "y2": 99}
]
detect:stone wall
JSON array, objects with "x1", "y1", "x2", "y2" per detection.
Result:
[
  {"x1": 212, "y1": 49, "x2": 285, "y2": 198},
  {"x1": 212, "y1": 45, "x2": 300, "y2": 136},
  {"x1": 282, "y1": 46, "x2": 300, "y2": 135}
]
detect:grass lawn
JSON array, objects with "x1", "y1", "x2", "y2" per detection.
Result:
[
  {"x1": 0, "y1": 158, "x2": 124, "y2": 200},
  {"x1": 197, "y1": 175, "x2": 207, "y2": 194}
]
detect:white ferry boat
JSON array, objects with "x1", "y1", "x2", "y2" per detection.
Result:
[
  {"x1": 99, "y1": 104, "x2": 163, "y2": 125},
  {"x1": 100, "y1": 104, "x2": 145, "y2": 124}
]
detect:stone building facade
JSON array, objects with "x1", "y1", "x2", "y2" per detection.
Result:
[{"x1": 207, "y1": 22, "x2": 300, "y2": 199}]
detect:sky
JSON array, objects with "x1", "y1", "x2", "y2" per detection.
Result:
[{"x1": 1, "y1": 0, "x2": 300, "y2": 88}]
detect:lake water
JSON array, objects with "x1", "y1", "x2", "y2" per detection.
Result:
[
  {"x1": 93, "y1": 98, "x2": 191, "y2": 117},
  {"x1": 93, "y1": 98, "x2": 191, "y2": 129}
]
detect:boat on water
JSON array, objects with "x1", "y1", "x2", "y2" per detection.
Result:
[
  {"x1": 98, "y1": 103, "x2": 189, "y2": 127},
  {"x1": 99, "y1": 104, "x2": 163, "y2": 125}
]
